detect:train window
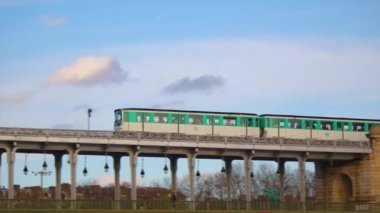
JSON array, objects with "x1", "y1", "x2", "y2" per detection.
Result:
[
  {"x1": 154, "y1": 113, "x2": 168, "y2": 123},
  {"x1": 337, "y1": 122, "x2": 350, "y2": 131},
  {"x1": 214, "y1": 117, "x2": 220, "y2": 125},
  {"x1": 241, "y1": 117, "x2": 254, "y2": 127},
  {"x1": 321, "y1": 121, "x2": 333, "y2": 130},
  {"x1": 223, "y1": 117, "x2": 236, "y2": 126},
  {"x1": 248, "y1": 118, "x2": 253, "y2": 127},
  {"x1": 137, "y1": 113, "x2": 150, "y2": 122},
  {"x1": 179, "y1": 115, "x2": 185, "y2": 124},
  {"x1": 305, "y1": 120, "x2": 317, "y2": 129},
  {"x1": 353, "y1": 123, "x2": 364, "y2": 132},
  {"x1": 189, "y1": 115, "x2": 202, "y2": 125},
  {"x1": 137, "y1": 113, "x2": 142, "y2": 122},
  {"x1": 206, "y1": 116, "x2": 214, "y2": 125},
  {"x1": 272, "y1": 119, "x2": 278, "y2": 128},
  {"x1": 172, "y1": 114, "x2": 178, "y2": 123},
  {"x1": 279, "y1": 121, "x2": 285, "y2": 128},
  {"x1": 289, "y1": 119, "x2": 301, "y2": 129},
  {"x1": 241, "y1": 117, "x2": 246, "y2": 126}
]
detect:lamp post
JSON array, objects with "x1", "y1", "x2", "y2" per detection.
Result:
[{"x1": 32, "y1": 170, "x2": 52, "y2": 198}]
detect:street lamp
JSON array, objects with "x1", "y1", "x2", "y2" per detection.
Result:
[
  {"x1": 140, "y1": 157, "x2": 145, "y2": 178},
  {"x1": 163, "y1": 158, "x2": 168, "y2": 174},
  {"x1": 23, "y1": 154, "x2": 28, "y2": 175},
  {"x1": 32, "y1": 170, "x2": 52, "y2": 198},
  {"x1": 196, "y1": 159, "x2": 201, "y2": 178}
]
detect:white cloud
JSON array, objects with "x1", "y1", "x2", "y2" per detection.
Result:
[
  {"x1": 47, "y1": 56, "x2": 127, "y2": 86},
  {"x1": 40, "y1": 16, "x2": 66, "y2": 26}
]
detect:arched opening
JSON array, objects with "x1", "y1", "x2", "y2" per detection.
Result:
[
  {"x1": 340, "y1": 174, "x2": 353, "y2": 202},
  {"x1": 331, "y1": 173, "x2": 354, "y2": 202}
]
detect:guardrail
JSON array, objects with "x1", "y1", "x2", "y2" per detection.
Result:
[
  {"x1": 0, "y1": 199, "x2": 379, "y2": 211},
  {"x1": 0, "y1": 127, "x2": 371, "y2": 150}
]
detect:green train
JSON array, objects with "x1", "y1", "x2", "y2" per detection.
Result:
[{"x1": 114, "y1": 108, "x2": 380, "y2": 141}]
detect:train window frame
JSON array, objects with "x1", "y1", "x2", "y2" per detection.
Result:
[
  {"x1": 352, "y1": 122, "x2": 364, "y2": 132},
  {"x1": 189, "y1": 114, "x2": 202, "y2": 125},
  {"x1": 305, "y1": 120, "x2": 318, "y2": 130},
  {"x1": 154, "y1": 113, "x2": 168, "y2": 123},
  {"x1": 289, "y1": 119, "x2": 302, "y2": 129},
  {"x1": 223, "y1": 116, "x2": 237, "y2": 126},
  {"x1": 321, "y1": 120, "x2": 333, "y2": 130},
  {"x1": 272, "y1": 119, "x2": 278, "y2": 128}
]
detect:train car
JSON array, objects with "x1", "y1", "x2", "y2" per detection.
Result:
[
  {"x1": 259, "y1": 114, "x2": 380, "y2": 141},
  {"x1": 114, "y1": 108, "x2": 260, "y2": 137}
]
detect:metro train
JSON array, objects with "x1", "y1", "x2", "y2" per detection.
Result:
[{"x1": 114, "y1": 108, "x2": 380, "y2": 141}]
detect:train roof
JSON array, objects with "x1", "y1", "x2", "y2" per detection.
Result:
[
  {"x1": 115, "y1": 108, "x2": 380, "y2": 122},
  {"x1": 260, "y1": 114, "x2": 380, "y2": 122},
  {"x1": 117, "y1": 108, "x2": 258, "y2": 116}
]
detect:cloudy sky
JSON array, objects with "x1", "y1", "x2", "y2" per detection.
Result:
[{"x1": 1, "y1": 0, "x2": 380, "y2": 188}]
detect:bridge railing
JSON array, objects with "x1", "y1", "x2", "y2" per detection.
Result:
[
  {"x1": 0, "y1": 199, "x2": 379, "y2": 211},
  {"x1": 0, "y1": 127, "x2": 371, "y2": 150}
]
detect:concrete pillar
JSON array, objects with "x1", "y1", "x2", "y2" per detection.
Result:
[
  {"x1": 225, "y1": 158, "x2": 232, "y2": 210},
  {"x1": 244, "y1": 155, "x2": 252, "y2": 209},
  {"x1": 113, "y1": 156, "x2": 121, "y2": 200},
  {"x1": 7, "y1": 150, "x2": 15, "y2": 199},
  {"x1": 54, "y1": 153, "x2": 63, "y2": 200},
  {"x1": 187, "y1": 154, "x2": 195, "y2": 203},
  {"x1": 298, "y1": 156, "x2": 306, "y2": 203},
  {"x1": 0, "y1": 152, "x2": 2, "y2": 192},
  {"x1": 278, "y1": 160, "x2": 285, "y2": 202},
  {"x1": 129, "y1": 152, "x2": 138, "y2": 208},
  {"x1": 225, "y1": 159, "x2": 232, "y2": 202},
  {"x1": 113, "y1": 155, "x2": 121, "y2": 209},
  {"x1": 169, "y1": 157, "x2": 178, "y2": 194},
  {"x1": 69, "y1": 151, "x2": 78, "y2": 200}
]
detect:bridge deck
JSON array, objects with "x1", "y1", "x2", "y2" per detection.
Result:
[{"x1": 0, "y1": 127, "x2": 371, "y2": 161}]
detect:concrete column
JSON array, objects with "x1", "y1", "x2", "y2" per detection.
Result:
[
  {"x1": 113, "y1": 155, "x2": 121, "y2": 200},
  {"x1": 169, "y1": 157, "x2": 178, "y2": 194},
  {"x1": 187, "y1": 154, "x2": 195, "y2": 202},
  {"x1": 225, "y1": 159, "x2": 232, "y2": 202},
  {"x1": 69, "y1": 151, "x2": 78, "y2": 200},
  {"x1": 129, "y1": 152, "x2": 138, "y2": 208},
  {"x1": 7, "y1": 150, "x2": 15, "y2": 199},
  {"x1": 298, "y1": 156, "x2": 306, "y2": 203},
  {"x1": 113, "y1": 155, "x2": 121, "y2": 209},
  {"x1": 243, "y1": 155, "x2": 252, "y2": 209},
  {"x1": 278, "y1": 160, "x2": 285, "y2": 202},
  {"x1": 54, "y1": 153, "x2": 63, "y2": 200},
  {"x1": 0, "y1": 152, "x2": 2, "y2": 192}
]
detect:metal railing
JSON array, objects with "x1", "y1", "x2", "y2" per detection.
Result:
[{"x1": 0, "y1": 199, "x2": 379, "y2": 212}]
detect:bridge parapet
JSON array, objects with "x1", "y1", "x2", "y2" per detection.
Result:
[{"x1": 0, "y1": 127, "x2": 371, "y2": 156}]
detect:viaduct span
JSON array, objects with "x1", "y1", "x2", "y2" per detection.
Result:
[{"x1": 0, "y1": 126, "x2": 379, "y2": 205}]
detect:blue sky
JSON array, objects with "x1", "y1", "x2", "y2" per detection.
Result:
[{"x1": 0, "y1": 0, "x2": 380, "y2": 188}]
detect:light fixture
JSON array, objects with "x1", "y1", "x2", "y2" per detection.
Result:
[
  {"x1": 23, "y1": 154, "x2": 28, "y2": 175},
  {"x1": 250, "y1": 162, "x2": 254, "y2": 178},
  {"x1": 83, "y1": 156, "x2": 88, "y2": 176},
  {"x1": 104, "y1": 151, "x2": 109, "y2": 173},
  {"x1": 163, "y1": 158, "x2": 168, "y2": 174},
  {"x1": 104, "y1": 161, "x2": 109, "y2": 173},
  {"x1": 221, "y1": 157, "x2": 225, "y2": 173},
  {"x1": 221, "y1": 166, "x2": 226, "y2": 173},
  {"x1": 196, "y1": 159, "x2": 201, "y2": 178},
  {"x1": 140, "y1": 157, "x2": 145, "y2": 178},
  {"x1": 42, "y1": 150, "x2": 48, "y2": 171}
]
